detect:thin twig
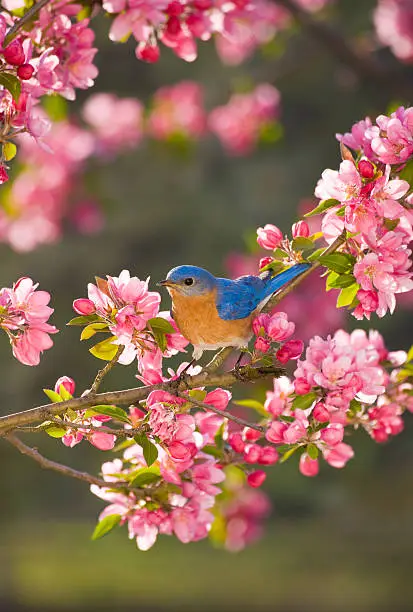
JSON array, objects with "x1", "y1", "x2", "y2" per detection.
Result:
[
  {"x1": 6, "y1": 434, "x2": 131, "y2": 489},
  {"x1": 176, "y1": 391, "x2": 265, "y2": 433},
  {"x1": 88, "y1": 346, "x2": 124, "y2": 394},
  {"x1": 4, "y1": 0, "x2": 51, "y2": 45},
  {"x1": 204, "y1": 347, "x2": 233, "y2": 373}
]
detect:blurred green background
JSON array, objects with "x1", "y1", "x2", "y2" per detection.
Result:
[{"x1": 0, "y1": 1, "x2": 412, "y2": 610}]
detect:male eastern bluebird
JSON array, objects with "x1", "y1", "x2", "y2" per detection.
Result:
[{"x1": 159, "y1": 263, "x2": 310, "y2": 360}]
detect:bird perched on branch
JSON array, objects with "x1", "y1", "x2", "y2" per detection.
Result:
[{"x1": 158, "y1": 263, "x2": 310, "y2": 360}]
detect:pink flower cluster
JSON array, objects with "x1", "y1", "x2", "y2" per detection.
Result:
[
  {"x1": 259, "y1": 329, "x2": 407, "y2": 476},
  {"x1": 252, "y1": 311, "x2": 304, "y2": 363},
  {"x1": 313, "y1": 106, "x2": 413, "y2": 318},
  {"x1": 209, "y1": 84, "x2": 280, "y2": 155},
  {"x1": 374, "y1": 0, "x2": 413, "y2": 64},
  {"x1": 0, "y1": 276, "x2": 57, "y2": 365},
  {"x1": 73, "y1": 269, "x2": 188, "y2": 379},
  {"x1": 52, "y1": 376, "x2": 116, "y2": 450}
]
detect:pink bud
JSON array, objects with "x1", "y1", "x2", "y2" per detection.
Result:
[
  {"x1": 17, "y1": 63, "x2": 34, "y2": 80},
  {"x1": 166, "y1": 15, "x2": 181, "y2": 36},
  {"x1": 258, "y1": 446, "x2": 279, "y2": 465},
  {"x1": 294, "y1": 378, "x2": 311, "y2": 395},
  {"x1": 267, "y1": 312, "x2": 295, "y2": 342},
  {"x1": 193, "y1": 0, "x2": 212, "y2": 8},
  {"x1": 265, "y1": 421, "x2": 288, "y2": 444},
  {"x1": 292, "y1": 221, "x2": 310, "y2": 238},
  {"x1": 259, "y1": 256, "x2": 274, "y2": 270},
  {"x1": 247, "y1": 470, "x2": 266, "y2": 487},
  {"x1": 73, "y1": 298, "x2": 95, "y2": 315},
  {"x1": 243, "y1": 443, "x2": 261, "y2": 464},
  {"x1": 243, "y1": 427, "x2": 262, "y2": 442},
  {"x1": 129, "y1": 406, "x2": 145, "y2": 425},
  {"x1": 299, "y1": 453, "x2": 319, "y2": 477},
  {"x1": 54, "y1": 376, "x2": 76, "y2": 396},
  {"x1": 229, "y1": 432, "x2": 245, "y2": 453},
  {"x1": 276, "y1": 339, "x2": 304, "y2": 364},
  {"x1": 252, "y1": 313, "x2": 270, "y2": 336},
  {"x1": 167, "y1": 1, "x2": 184, "y2": 14},
  {"x1": 312, "y1": 402, "x2": 330, "y2": 423},
  {"x1": 3, "y1": 39, "x2": 25, "y2": 66},
  {"x1": 256, "y1": 224, "x2": 283, "y2": 250},
  {"x1": 136, "y1": 41, "x2": 160, "y2": 63},
  {"x1": 254, "y1": 336, "x2": 270, "y2": 353},
  {"x1": 320, "y1": 423, "x2": 344, "y2": 446},
  {"x1": 358, "y1": 159, "x2": 375, "y2": 179},
  {"x1": 0, "y1": 165, "x2": 8, "y2": 184},
  {"x1": 90, "y1": 432, "x2": 116, "y2": 451}
]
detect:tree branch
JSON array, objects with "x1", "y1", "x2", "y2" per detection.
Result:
[
  {"x1": 4, "y1": 0, "x2": 51, "y2": 45},
  {"x1": 6, "y1": 434, "x2": 130, "y2": 489},
  {"x1": 0, "y1": 364, "x2": 280, "y2": 434},
  {"x1": 87, "y1": 346, "x2": 124, "y2": 394}
]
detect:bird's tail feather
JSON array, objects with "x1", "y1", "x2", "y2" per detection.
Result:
[{"x1": 263, "y1": 263, "x2": 311, "y2": 301}]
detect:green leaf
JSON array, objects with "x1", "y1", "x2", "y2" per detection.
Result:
[
  {"x1": 45, "y1": 426, "x2": 66, "y2": 438},
  {"x1": 91, "y1": 514, "x2": 121, "y2": 541},
  {"x1": 348, "y1": 399, "x2": 362, "y2": 416},
  {"x1": 80, "y1": 322, "x2": 109, "y2": 341},
  {"x1": 0, "y1": 72, "x2": 21, "y2": 102},
  {"x1": 202, "y1": 445, "x2": 223, "y2": 458},
  {"x1": 305, "y1": 247, "x2": 326, "y2": 262},
  {"x1": 148, "y1": 317, "x2": 175, "y2": 334},
  {"x1": 291, "y1": 237, "x2": 314, "y2": 252},
  {"x1": 67, "y1": 314, "x2": 101, "y2": 326},
  {"x1": 3, "y1": 141, "x2": 16, "y2": 161},
  {"x1": 131, "y1": 468, "x2": 161, "y2": 488},
  {"x1": 59, "y1": 385, "x2": 72, "y2": 401},
  {"x1": 43, "y1": 388, "x2": 63, "y2": 403},
  {"x1": 234, "y1": 399, "x2": 267, "y2": 416},
  {"x1": 214, "y1": 421, "x2": 226, "y2": 450},
  {"x1": 259, "y1": 261, "x2": 284, "y2": 275},
  {"x1": 272, "y1": 248, "x2": 289, "y2": 260},
  {"x1": 134, "y1": 434, "x2": 158, "y2": 467},
  {"x1": 91, "y1": 405, "x2": 131, "y2": 424},
  {"x1": 337, "y1": 283, "x2": 359, "y2": 308},
  {"x1": 307, "y1": 443, "x2": 319, "y2": 460},
  {"x1": 304, "y1": 199, "x2": 340, "y2": 217},
  {"x1": 188, "y1": 389, "x2": 207, "y2": 402},
  {"x1": 400, "y1": 159, "x2": 413, "y2": 184},
  {"x1": 319, "y1": 253, "x2": 355, "y2": 274},
  {"x1": 280, "y1": 445, "x2": 299, "y2": 463},
  {"x1": 89, "y1": 337, "x2": 118, "y2": 361},
  {"x1": 292, "y1": 392, "x2": 318, "y2": 410},
  {"x1": 326, "y1": 271, "x2": 339, "y2": 291},
  {"x1": 328, "y1": 274, "x2": 357, "y2": 289}
]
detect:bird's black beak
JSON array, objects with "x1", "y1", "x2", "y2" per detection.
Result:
[{"x1": 157, "y1": 279, "x2": 172, "y2": 287}]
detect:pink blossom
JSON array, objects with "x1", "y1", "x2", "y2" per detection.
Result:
[
  {"x1": 55, "y1": 376, "x2": 75, "y2": 396},
  {"x1": 276, "y1": 339, "x2": 304, "y2": 364},
  {"x1": 256, "y1": 224, "x2": 283, "y2": 250},
  {"x1": 323, "y1": 442, "x2": 354, "y2": 468},
  {"x1": 266, "y1": 311, "x2": 295, "y2": 342},
  {"x1": 374, "y1": 0, "x2": 413, "y2": 64},
  {"x1": 90, "y1": 432, "x2": 116, "y2": 451},
  {"x1": 292, "y1": 220, "x2": 310, "y2": 238},
  {"x1": 299, "y1": 453, "x2": 319, "y2": 477},
  {"x1": 247, "y1": 470, "x2": 267, "y2": 487},
  {"x1": 264, "y1": 376, "x2": 294, "y2": 416}
]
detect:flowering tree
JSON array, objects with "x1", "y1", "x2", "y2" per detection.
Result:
[{"x1": 0, "y1": 0, "x2": 412, "y2": 552}]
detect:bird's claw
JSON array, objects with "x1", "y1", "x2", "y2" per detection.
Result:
[{"x1": 233, "y1": 363, "x2": 248, "y2": 382}]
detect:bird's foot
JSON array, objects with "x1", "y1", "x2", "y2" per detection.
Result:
[
  {"x1": 233, "y1": 351, "x2": 250, "y2": 382},
  {"x1": 170, "y1": 359, "x2": 196, "y2": 392}
]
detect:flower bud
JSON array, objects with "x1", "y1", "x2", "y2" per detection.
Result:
[
  {"x1": 254, "y1": 336, "x2": 270, "y2": 353},
  {"x1": 136, "y1": 41, "x2": 160, "y2": 63},
  {"x1": 292, "y1": 220, "x2": 310, "y2": 238},
  {"x1": 166, "y1": 15, "x2": 181, "y2": 36},
  {"x1": 90, "y1": 432, "x2": 116, "y2": 451},
  {"x1": 17, "y1": 63, "x2": 34, "y2": 80},
  {"x1": 0, "y1": 165, "x2": 8, "y2": 184},
  {"x1": 73, "y1": 298, "x2": 95, "y2": 315},
  {"x1": 358, "y1": 159, "x2": 375, "y2": 179},
  {"x1": 299, "y1": 453, "x2": 319, "y2": 477},
  {"x1": 294, "y1": 378, "x2": 311, "y2": 395},
  {"x1": 312, "y1": 402, "x2": 330, "y2": 423},
  {"x1": 55, "y1": 376, "x2": 76, "y2": 396},
  {"x1": 276, "y1": 339, "x2": 304, "y2": 364},
  {"x1": 243, "y1": 427, "x2": 262, "y2": 442},
  {"x1": 247, "y1": 470, "x2": 266, "y2": 487},
  {"x1": 256, "y1": 224, "x2": 283, "y2": 250},
  {"x1": 167, "y1": 1, "x2": 184, "y2": 15},
  {"x1": 320, "y1": 423, "x2": 344, "y2": 446},
  {"x1": 259, "y1": 256, "x2": 274, "y2": 270},
  {"x1": 3, "y1": 39, "x2": 25, "y2": 66},
  {"x1": 228, "y1": 432, "x2": 245, "y2": 453},
  {"x1": 243, "y1": 443, "x2": 261, "y2": 464},
  {"x1": 258, "y1": 446, "x2": 279, "y2": 465}
]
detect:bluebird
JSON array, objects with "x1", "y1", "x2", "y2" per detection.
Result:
[{"x1": 158, "y1": 263, "x2": 310, "y2": 361}]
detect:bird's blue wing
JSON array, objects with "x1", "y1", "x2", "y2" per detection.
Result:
[{"x1": 215, "y1": 276, "x2": 265, "y2": 320}]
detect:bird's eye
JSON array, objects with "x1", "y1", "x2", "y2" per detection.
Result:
[{"x1": 184, "y1": 277, "x2": 194, "y2": 286}]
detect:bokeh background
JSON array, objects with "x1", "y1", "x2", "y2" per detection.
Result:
[{"x1": 0, "y1": 0, "x2": 412, "y2": 610}]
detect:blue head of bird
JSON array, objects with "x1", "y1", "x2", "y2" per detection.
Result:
[{"x1": 158, "y1": 265, "x2": 216, "y2": 297}]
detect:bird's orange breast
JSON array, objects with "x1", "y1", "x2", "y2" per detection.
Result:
[{"x1": 169, "y1": 288, "x2": 254, "y2": 347}]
